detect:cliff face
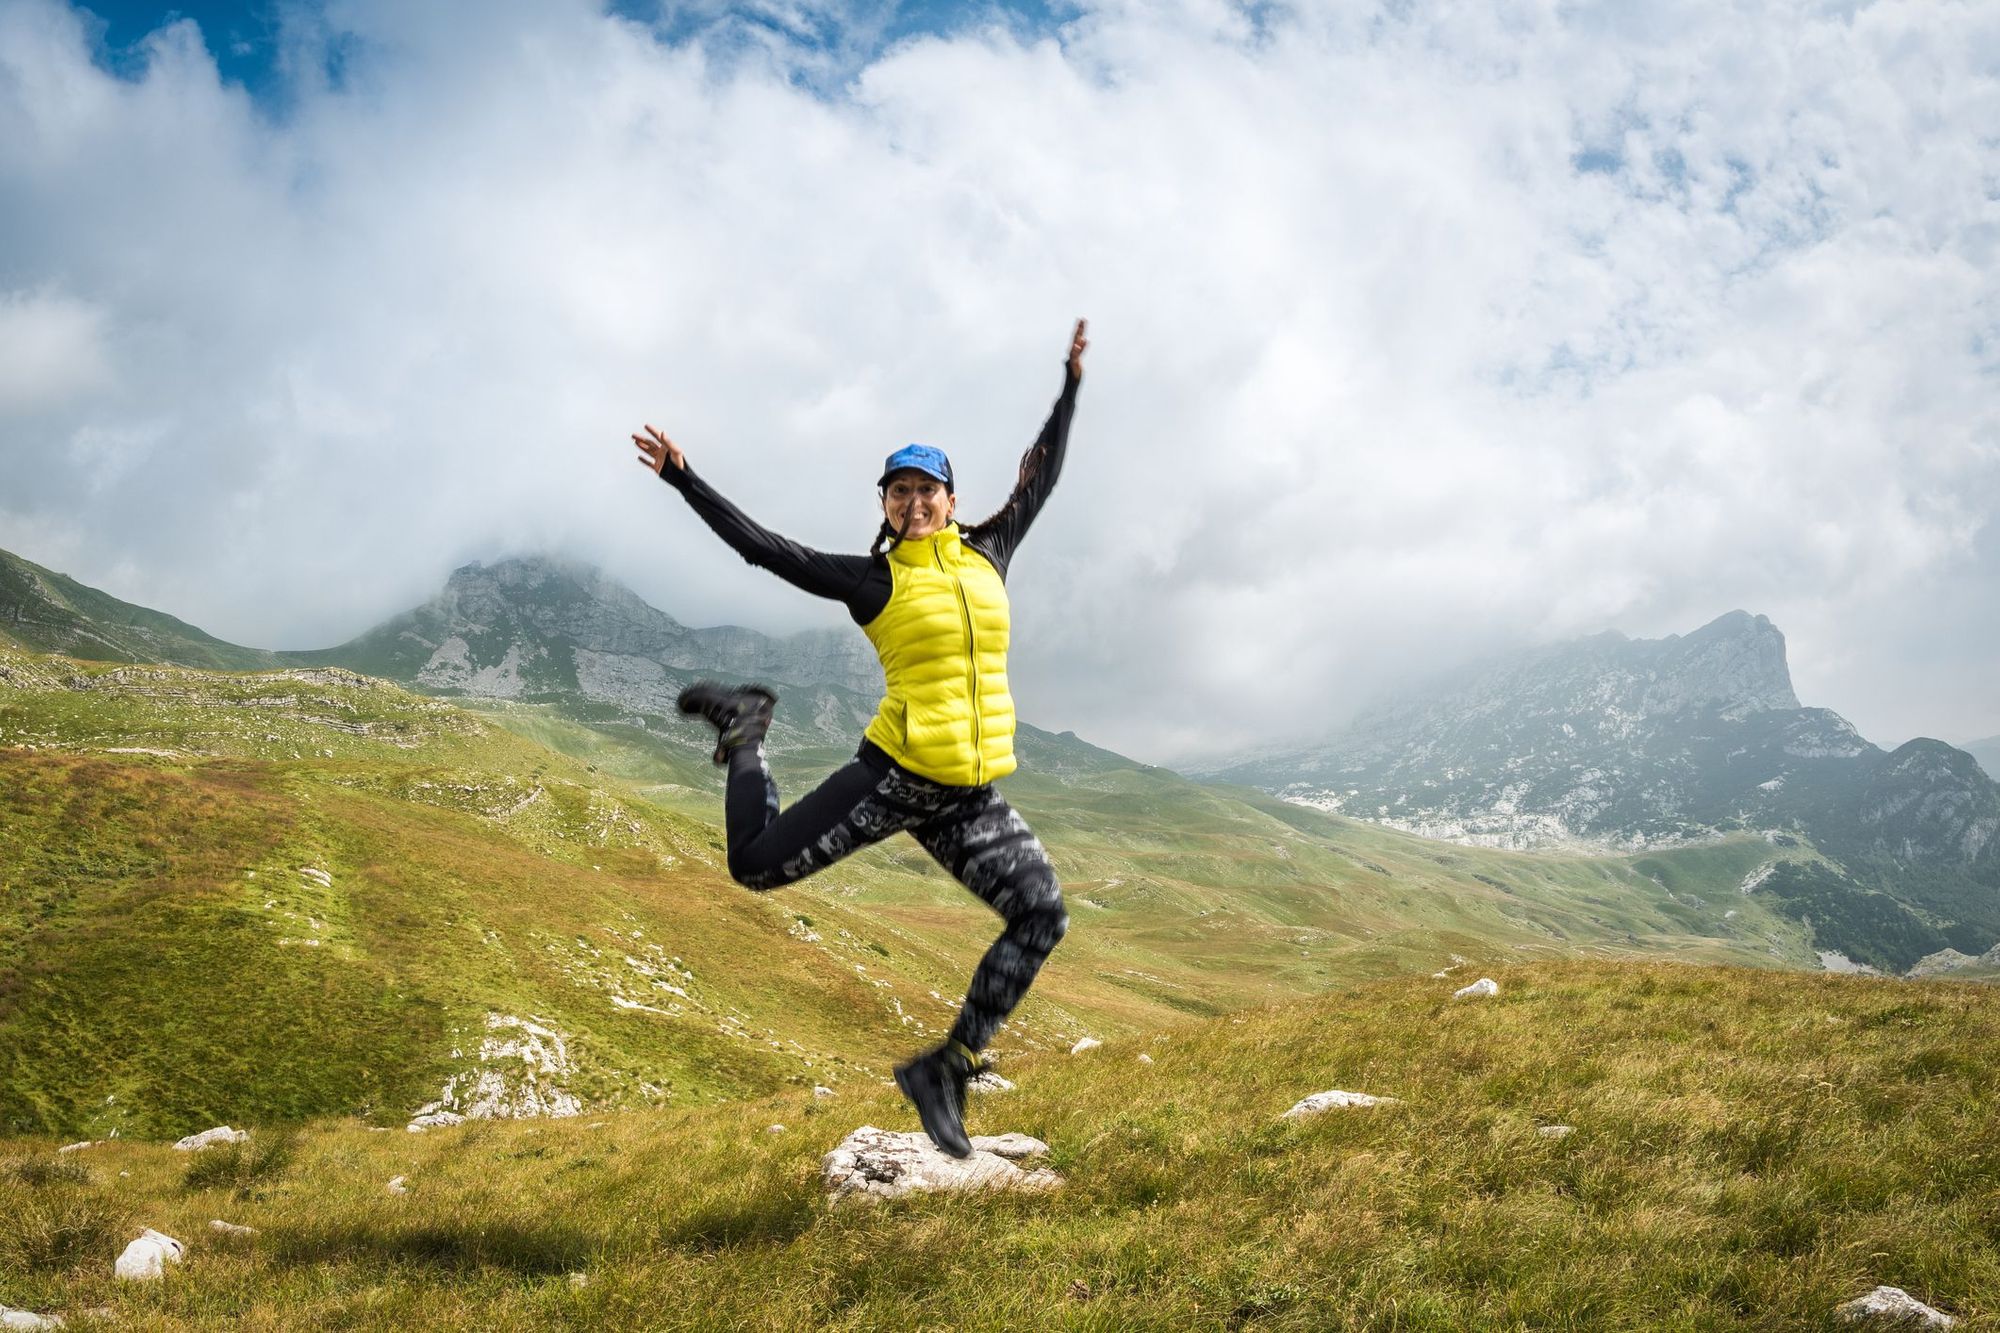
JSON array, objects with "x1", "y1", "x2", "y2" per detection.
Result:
[{"x1": 1210, "y1": 611, "x2": 1814, "y2": 848}]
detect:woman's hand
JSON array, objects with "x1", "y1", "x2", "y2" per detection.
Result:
[
  {"x1": 632, "y1": 423, "x2": 686, "y2": 476},
  {"x1": 1068, "y1": 318, "x2": 1088, "y2": 379}
]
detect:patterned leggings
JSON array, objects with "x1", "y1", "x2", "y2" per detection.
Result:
[{"x1": 723, "y1": 740, "x2": 1068, "y2": 1054}]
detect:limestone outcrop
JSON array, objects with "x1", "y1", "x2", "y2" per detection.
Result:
[{"x1": 821, "y1": 1126, "x2": 1061, "y2": 1204}]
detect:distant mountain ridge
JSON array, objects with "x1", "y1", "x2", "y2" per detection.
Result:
[
  {"x1": 1202, "y1": 611, "x2": 2000, "y2": 965},
  {"x1": 9, "y1": 542, "x2": 1995, "y2": 972},
  {"x1": 0, "y1": 547, "x2": 282, "y2": 672},
  {"x1": 0, "y1": 547, "x2": 894, "y2": 755},
  {"x1": 290, "y1": 556, "x2": 882, "y2": 700}
]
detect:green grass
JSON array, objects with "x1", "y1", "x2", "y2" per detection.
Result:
[
  {"x1": 1, "y1": 644, "x2": 1839, "y2": 1146},
  {"x1": 1, "y1": 962, "x2": 1995, "y2": 1328}
]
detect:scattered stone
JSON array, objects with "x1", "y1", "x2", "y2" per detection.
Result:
[
  {"x1": 57, "y1": 1140, "x2": 95, "y2": 1154},
  {"x1": 0, "y1": 1307, "x2": 64, "y2": 1330},
  {"x1": 209, "y1": 1219, "x2": 258, "y2": 1237},
  {"x1": 1070, "y1": 1037, "x2": 1102, "y2": 1055},
  {"x1": 821, "y1": 1126, "x2": 1062, "y2": 1204},
  {"x1": 1834, "y1": 1287, "x2": 1956, "y2": 1327},
  {"x1": 812, "y1": 1085, "x2": 835, "y2": 1099},
  {"x1": 1281, "y1": 1090, "x2": 1399, "y2": 1121},
  {"x1": 1537, "y1": 1125, "x2": 1575, "y2": 1139},
  {"x1": 766, "y1": 1124, "x2": 785, "y2": 1134},
  {"x1": 1454, "y1": 978, "x2": 1499, "y2": 999},
  {"x1": 566, "y1": 1271, "x2": 589, "y2": 1289},
  {"x1": 386, "y1": 1176, "x2": 409, "y2": 1195},
  {"x1": 969, "y1": 1070, "x2": 1015, "y2": 1094},
  {"x1": 114, "y1": 1228, "x2": 185, "y2": 1281},
  {"x1": 1137, "y1": 1052, "x2": 1153, "y2": 1065},
  {"x1": 174, "y1": 1125, "x2": 249, "y2": 1151}
]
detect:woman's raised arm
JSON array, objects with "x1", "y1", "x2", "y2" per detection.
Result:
[
  {"x1": 631, "y1": 425, "x2": 877, "y2": 610},
  {"x1": 964, "y1": 319, "x2": 1087, "y2": 580}
]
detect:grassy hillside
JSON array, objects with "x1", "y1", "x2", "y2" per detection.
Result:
[
  {"x1": 0, "y1": 550, "x2": 282, "y2": 672},
  {"x1": 2, "y1": 962, "x2": 1995, "y2": 1329},
  {"x1": 3, "y1": 644, "x2": 1827, "y2": 1144}
]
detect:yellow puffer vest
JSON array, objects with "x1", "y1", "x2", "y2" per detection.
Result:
[{"x1": 861, "y1": 523, "x2": 1016, "y2": 786}]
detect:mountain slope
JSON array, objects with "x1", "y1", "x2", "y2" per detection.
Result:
[
  {"x1": 0, "y1": 548, "x2": 281, "y2": 672},
  {"x1": 1204, "y1": 612, "x2": 2000, "y2": 966}
]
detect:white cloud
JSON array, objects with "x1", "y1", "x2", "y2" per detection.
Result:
[
  {"x1": 0, "y1": 0, "x2": 1995, "y2": 759},
  {"x1": 0, "y1": 288, "x2": 110, "y2": 414}
]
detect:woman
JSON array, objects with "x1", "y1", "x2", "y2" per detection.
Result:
[{"x1": 629, "y1": 319, "x2": 1087, "y2": 1158}]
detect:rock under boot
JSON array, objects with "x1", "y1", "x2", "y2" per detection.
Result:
[
  {"x1": 676, "y1": 681, "x2": 778, "y2": 765},
  {"x1": 893, "y1": 1041, "x2": 976, "y2": 1159}
]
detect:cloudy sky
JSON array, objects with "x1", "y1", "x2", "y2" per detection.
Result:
[{"x1": 1, "y1": 0, "x2": 1995, "y2": 764}]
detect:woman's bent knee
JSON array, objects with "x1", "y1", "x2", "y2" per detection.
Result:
[
  {"x1": 727, "y1": 850, "x2": 792, "y2": 892},
  {"x1": 1024, "y1": 896, "x2": 1068, "y2": 952}
]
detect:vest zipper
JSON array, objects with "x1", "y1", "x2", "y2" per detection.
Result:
[{"x1": 935, "y1": 539, "x2": 982, "y2": 784}]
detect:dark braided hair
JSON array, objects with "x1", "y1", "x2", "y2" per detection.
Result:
[
  {"x1": 868, "y1": 517, "x2": 902, "y2": 558},
  {"x1": 867, "y1": 489, "x2": 947, "y2": 557}
]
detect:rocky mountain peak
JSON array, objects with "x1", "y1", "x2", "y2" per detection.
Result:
[{"x1": 1650, "y1": 610, "x2": 1798, "y2": 717}]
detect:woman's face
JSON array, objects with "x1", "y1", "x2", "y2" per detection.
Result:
[{"x1": 881, "y1": 471, "x2": 956, "y2": 540}]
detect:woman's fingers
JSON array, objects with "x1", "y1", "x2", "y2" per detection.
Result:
[{"x1": 630, "y1": 424, "x2": 685, "y2": 473}]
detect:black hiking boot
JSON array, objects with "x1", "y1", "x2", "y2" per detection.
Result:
[
  {"x1": 676, "y1": 681, "x2": 778, "y2": 765},
  {"x1": 894, "y1": 1039, "x2": 977, "y2": 1159}
]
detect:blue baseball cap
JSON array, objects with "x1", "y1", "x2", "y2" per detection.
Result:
[{"x1": 878, "y1": 444, "x2": 954, "y2": 490}]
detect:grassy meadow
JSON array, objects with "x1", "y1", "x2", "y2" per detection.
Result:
[
  {"x1": 2, "y1": 646, "x2": 1828, "y2": 1144},
  {"x1": 2, "y1": 962, "x2": 1996, "y2": 1329}
]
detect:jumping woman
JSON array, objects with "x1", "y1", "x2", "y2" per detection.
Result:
[{"x1": 630, "y1": 319, "x2": 1087, "y2": 1157}]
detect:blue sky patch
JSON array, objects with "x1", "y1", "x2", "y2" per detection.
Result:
[{"x1": 75, "y1": 0, "x2": 1071, "y2": 109}]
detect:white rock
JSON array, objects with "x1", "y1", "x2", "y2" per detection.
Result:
[
  {"x1": 821, "y1": 1126, "x2": 1062, "y2": 1204},
  {"x1": 57, "y1": 1140, "x2": 94, "y2": 1154},
  {"x1": 1137, "y1": 1053, "x2": 1153, "y2": 1065},
  {"x1": 174, "y1": 1125, "x2": 248, "y2": 1151},
  {"x1": 966, "y1": 1132, "x2": 1050, "y2": 1161},
  {"x1": 1281, "y1": 1090, "x2": 1399, "y2": 1121},
  {"x1": 1069, "y1": 1037, "x2": 1102, "y2": 1054},
  {"x1": 765, "y1": 1124, "x2": 785, "y2": 1134},
  {"x1": 1835, "y1": 1287, "x2": 1956, "y2": 1328},
  {"x1": 0, "y1": 1308, "x2": 65, "y2": 1330},
  {"x1": 812, "y1": 1085, "x2": 835, "y2": 1099},
  {"x1": 969, "y1": 1070, "x2": 1015, "y2": 1094},
  {"x1": 1537, "y1": 1125, "x2": 1575, "y2": 1139},
  {"x1": 1454, "y1": 978, "x2": 1500, "y2": 999},
  {"x1": 386, "y1": 1176, "x2": 409, "y2": 1195},
  {"x1": 406, "y1": 1110, "x2": 466, "y2": 1132},
  {"x1": 209, "y1": 1219, "x2": 258, "y2": 1236},
  {"x1": 114, "y1": 1229, "x2": 185, "y2": 1281}
]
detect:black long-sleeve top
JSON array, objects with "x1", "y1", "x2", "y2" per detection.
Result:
[{"x1": 659, "y1": 362, "x2": 1080, "y2": 625}]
